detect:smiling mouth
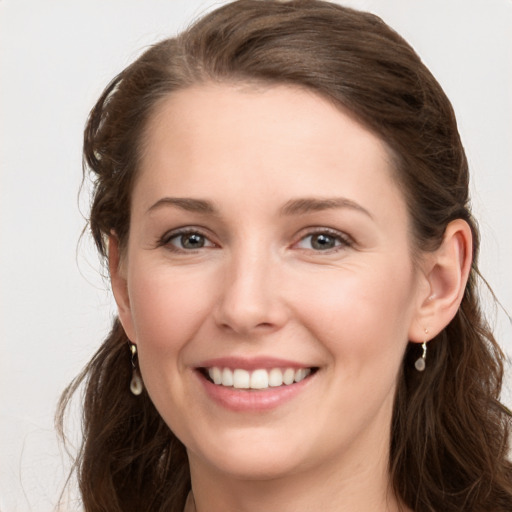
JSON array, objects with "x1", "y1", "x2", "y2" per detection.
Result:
[{"x1": 199, "y1": 366, "x2": 318, "y2": 390}]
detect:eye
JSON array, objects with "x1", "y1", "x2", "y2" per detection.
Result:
[
  {"x1": 295, "y1": 230, "x2": 351, "y2": 251},
  {"x1": 161, "y1": 229, "x2": 216, "y2": 251}
]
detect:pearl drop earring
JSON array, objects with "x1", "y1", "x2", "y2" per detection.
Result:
[
  {"x1": 414, "y1": 329, "x2": 429, "y2": 372},
  {"x1": 129, "y1": 343, "x2": 144, "y2": 395}
]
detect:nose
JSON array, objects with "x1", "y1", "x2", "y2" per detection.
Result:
[{"x1": 213, "y1": 247, "x2": 288, "y2": 336}]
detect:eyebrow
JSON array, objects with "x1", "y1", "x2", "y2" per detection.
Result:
[
  {"x1": 280, "y1": 197, "x2": 373, "y2": 219},
  {"x1": 146, "y1": 197, "x2": 219, "y2": 215},
  {"x1": 146, "y1": 196, "x2": 372, "y2": 219}
]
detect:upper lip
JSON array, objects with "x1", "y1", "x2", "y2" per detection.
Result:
[{"x1": 196, "y1": 356, "x2": 315, "y2": 371}]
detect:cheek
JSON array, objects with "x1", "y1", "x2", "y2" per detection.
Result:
[
  {"x1": 125, "y1": 263, "x2": 220, "y2": 427},
  {"x1": 127, "y1": 263, "x2": 217, "y2": 356},
  {"x1": 292, "y1": 260, "x2": 416, "y2": 367},
  {"x1": 293, "y1": 262, "x2": 417, "y2": 437}
]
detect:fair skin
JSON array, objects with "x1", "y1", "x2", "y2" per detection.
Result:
[{"x1": 110, "y1": 84, "x2": 472, "y2": 512}]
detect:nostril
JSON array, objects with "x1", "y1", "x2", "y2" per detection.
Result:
[
  {"x1": 217, "y1": 319, "x2": 278, "y2": 335},
  {"x1": 256, "y1": 322, "x2": 274, "y2": 329}
]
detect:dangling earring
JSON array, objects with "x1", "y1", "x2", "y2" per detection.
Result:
[
  {"x1": 129, "y1": 343, "x2": 144, "y2": 395},
  {"x1": 415, "y1": 329, "x2": 429, "y2": 372}
]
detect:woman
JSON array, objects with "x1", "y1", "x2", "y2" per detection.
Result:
[{"x1": 58, "y1": 1, "x2": 512, "y2": 510}]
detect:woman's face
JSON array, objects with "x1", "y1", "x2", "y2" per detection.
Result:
[{"x1": 114, "y1": 84, "x2": 429, "y2": 481}]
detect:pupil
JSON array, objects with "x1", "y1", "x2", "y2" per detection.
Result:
[
  {"x1": 312, "y1": 234, "x2": 335, "y2": 250},
  {"x1": 182, "y1": 233, "x2": 204, "y2": 249}
]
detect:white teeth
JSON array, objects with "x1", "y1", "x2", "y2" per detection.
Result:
[
  {"x1": 233, "y1": 369, "x2": 250, "y2": 389},
  {"x1": 294, "y1": 368, "x2": 308, "y2": 383},
  {"x1": 250, "y1": 369, "x2": 269, "y2": 389},
  {"x1": 209, "y1": 367, "x2": 222, "y2": 385},
  {"x1": 283, "y1": 368, "x2": 295, "y2": 385},
  {"x1": 206, "y1": 366, "x2": 312, "y2": 389},
  {"x1": 222, "y1": 367, "x2": 233, "y2": 387},
  {"x1": 268, "y1": 368, "x2": 283, "y2": 387}
]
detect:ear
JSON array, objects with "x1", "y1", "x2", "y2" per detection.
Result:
[
  {"x1": 109, "y1": 234, "x2": 137, "y2": 342},
  {"x1": 409, "y1": 219, "x2": 473, "y2": 343}
]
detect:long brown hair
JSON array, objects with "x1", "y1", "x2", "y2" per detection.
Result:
[{"x1": 57, "y1": 1, "x2": 512, "y2": 511}]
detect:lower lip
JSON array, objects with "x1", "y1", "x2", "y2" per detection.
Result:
[{"x1": 196, "y1": 371, "x2": 315, "y2": 412}]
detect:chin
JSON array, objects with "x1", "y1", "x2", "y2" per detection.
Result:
[
  {"x1": 205, "y1": 453, "x2": 302, "y2": 481},
  {"x1": 186, "y1": 429, "x2": 312, "y2": 480}
]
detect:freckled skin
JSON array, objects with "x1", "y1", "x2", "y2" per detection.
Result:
[{"x1": 113, "y1": 84, "x2": 427, "y2": 512}]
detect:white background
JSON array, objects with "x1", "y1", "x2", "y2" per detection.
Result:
[{"x1": 1, "y1": 1, "x2": 511, "y2": 510}]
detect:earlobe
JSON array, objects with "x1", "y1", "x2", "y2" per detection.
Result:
[
  {"x1": 409, "y1": 219, "x2": 473, "y2": 342},
  {"x1": 109, "y1": 234, "x2": 136, "y2": 342}
]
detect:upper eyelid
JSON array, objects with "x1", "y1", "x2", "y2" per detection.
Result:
[
  {"x1": 160, "y1": 226, "x2": 213, "y2": 242},
  {"x1": 293, "y1": 227, "x2": 353, "y2": 244}
]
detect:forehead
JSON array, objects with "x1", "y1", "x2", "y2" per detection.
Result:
[
  {"x1": 143, "y1": 82, "x2": 389, "y2": 156},
  {"x1": 135, "y1": 83, "x2": 406, "y2": 223}
]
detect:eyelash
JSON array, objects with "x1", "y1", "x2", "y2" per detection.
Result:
[
  {"x1": 158, "y1": 227, "x2": 353, "y2": 254},
  {"x1": 158, "y1": 227, "x2": 215, "y2": 252},
  {"x1": 293, "y1": 227, "x2": 353, "y2": 253}
]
